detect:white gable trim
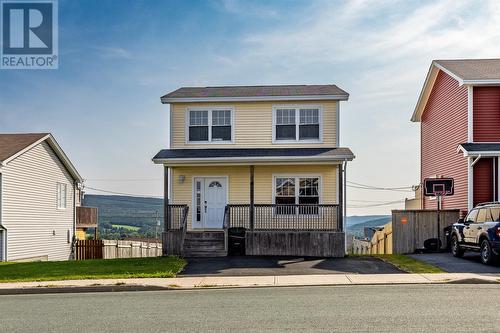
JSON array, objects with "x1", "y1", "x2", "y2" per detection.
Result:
[{"x1": 2, "y1": 134, "x2": 83, "y2": 182}]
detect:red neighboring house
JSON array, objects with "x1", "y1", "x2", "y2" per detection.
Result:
[{"x1": 412, "y1": 59, "x2": 500, "y2": 212}]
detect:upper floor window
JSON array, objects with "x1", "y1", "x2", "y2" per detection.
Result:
[
  {"x1": 188, "y1": 108, "x2": 233, "y2": 143},
  {"x1": 274, "y1": 106, "x2": 321, "y2": 142},
  {"x1": 57, "y1": 183, "x2": 67, "y2": 210}
]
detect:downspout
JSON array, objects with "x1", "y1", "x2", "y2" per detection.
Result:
[
  {"x1": 71, "y1": 180, "x2": 79, "y2": 260},
  {"x1": 343, "y1": 159, "x2": 348, "y2": 255}
]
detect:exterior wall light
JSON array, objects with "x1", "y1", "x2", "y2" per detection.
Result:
[{"x1": 179, "y1": 175, "x2": 185, "y2": 184}]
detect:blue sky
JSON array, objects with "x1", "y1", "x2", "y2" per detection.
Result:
[{"x1": 1, "y1": 0, "x2": 500, "y2": 215}]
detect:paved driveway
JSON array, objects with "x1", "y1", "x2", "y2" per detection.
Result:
[
  {"x1": 409, "y1": 252, "x2": 500, "y2": 273},
  {"x1": 180, "y1": 256, "x2": 404, "y2": 276}
]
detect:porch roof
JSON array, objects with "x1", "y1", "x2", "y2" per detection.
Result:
[
  {"x1": 458, "y1": 143, "x2": 500, "y2": 157},
  {"x1": 153, "y1": 147, "x2": 355, "y2": 165}
]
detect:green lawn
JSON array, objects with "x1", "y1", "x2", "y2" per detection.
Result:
[
  {"x1": 111, "y1": 224, "x2": 140, "y2": 231},
  {"x1": 370, "y1": 254, "x2": 445, "y2": 273},
  {"x1": 0, "y1": 256, "x2": 186, "y2": 283}
]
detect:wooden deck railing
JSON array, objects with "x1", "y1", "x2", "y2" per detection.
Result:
[
  {"x1": 224, "y1": 204, "x2": 340, "y2": 231},
  {"x1": 165, "y1": 204, "x2": 189, "y2": 230}
]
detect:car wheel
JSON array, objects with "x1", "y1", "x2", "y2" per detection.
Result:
[
  {"x1": 451, "y1": 235, "x2": 464, "y2": 258},
  {"x1": 480, "y1": 240, "x2": 498, "y2": 265}
]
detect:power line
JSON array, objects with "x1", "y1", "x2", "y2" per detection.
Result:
[
  {"x1": 346, "y1": 180, "x2": 413, "y2": 192},
  {"x1": 347, "y1": 199, "x2": 405, "y2": 208},
  {"x1": 86, "y1": 178, "x2": 162, "y2": 182},
  {"x1": 84, "y1": 186, "x2": 163, "y2": 198}
]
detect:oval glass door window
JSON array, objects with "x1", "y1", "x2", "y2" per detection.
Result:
[{"x1": 208, "y1": 181, "x2": 222, "y2": 188}]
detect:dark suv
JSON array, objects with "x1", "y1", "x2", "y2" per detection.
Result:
[{"x1": 450, "y1": 203, "x2": 500, "y2": 265}]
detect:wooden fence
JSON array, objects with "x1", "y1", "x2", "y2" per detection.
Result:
[
  {"x1": 102, "y1": 240, "x2": 162, "y2": 259},
  {"x1": 391, "y1": 209, "x2": 460, "y2": 254},
  {"x1": 75, "y1": 239, "x2": 162, "y2": 260},
  {"x1": 75, "y1": 240, "x2": 103, "y2": 260}
]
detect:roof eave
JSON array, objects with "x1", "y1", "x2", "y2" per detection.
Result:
[
  {"x1": 152, "y1": 155, "x2": 355, "y2": 165},
  {"x1": 2, "y1": 134, "x2": 83, "y2": 183},
  {"x1": 160, "y1": 94, "x2": 349, "y2": 104}
]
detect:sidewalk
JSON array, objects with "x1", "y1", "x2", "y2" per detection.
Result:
[{"x1": 0, "y1": 273, "x2": 499, "y2": 294}]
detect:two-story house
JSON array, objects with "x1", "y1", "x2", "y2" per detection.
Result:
[
  {"x1": 412, "y1": 59, "x2": 500, "y2": 212},
  {"x1": 153, "y1": 85, "x2": 355, "y2": 257}
]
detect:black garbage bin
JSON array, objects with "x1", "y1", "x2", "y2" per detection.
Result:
[{"x1": 228, "y1": 227, "x2": 246, "y2": 256}]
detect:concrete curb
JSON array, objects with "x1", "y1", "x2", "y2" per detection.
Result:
[{"x1": 0, "y1": 273, "x2": 498, "y2": 295}]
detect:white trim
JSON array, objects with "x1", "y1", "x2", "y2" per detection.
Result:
[
  {"x1": 471, "y1": 155, "x2": 482, "y2": 167},
  {"x1": 272, "y1": 174, "x2": 323, "y2": 205},
  {"x1": 336, "y1": 101, "x2": 340, "y2": 147},
  {"x1": 462, "y1": 79, "x2": 500, "y2": 85},
  {"x1": 185, "y1": 107, "x2": 235, "y2": 144},
  {"x1": 162, "y1": 94, "x2": 349, "y2": 104},
  {"x1": 497, "y1": 157, "x2": 500, "y2": 202},
  {"x1": 2, "y1": 134, "x2": 82, "y2": 182},
  {"x1": 493, "y1": 158, "x2": 496, "y2": 202},
  {"x1": 169, "y1": 104, "x2": 173, "y2": 149},
  {"x1": 468, "y1": 157, "x2": 473, "y2": 211},
  {"x1": 468, "y1": 86, "x2": 473, "y2": 142},
  {"x1": 272, "y1": 105, "x2": 323, "y2": 144},
  {"x1": 433, "y1": 62, "x2": 464, "y2": 85},
  {"x1": 411, "y1": 64, "x2": 440, "y2": 122},
  {"x1": 191, "y1": 176, "x2": 229, "y2": 229}
]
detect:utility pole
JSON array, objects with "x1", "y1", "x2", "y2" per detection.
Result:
[{"x1": 155, "y1": 210, "x2": 160, "y2": 239}]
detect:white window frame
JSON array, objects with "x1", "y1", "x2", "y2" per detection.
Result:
[
  {"x1": 272, "y1": 105, "x2": 323, "y2": 143},
  {"x1": 56, "y1": 182, "x2": 67, "y2": 210},
  {"x1": 272, "y1": 174, "x2": 322, "y2": 205},
  {"x1": 185, "y1": 107, "x2": 235, "y2": 144}
]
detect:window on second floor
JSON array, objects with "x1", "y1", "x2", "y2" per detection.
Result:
[
  {"x1": 274, "y1": 106, "x2": 321, "y2": 142},
  {"x1": 188, "y1": 109, "x2": 232, "y2": 143}
]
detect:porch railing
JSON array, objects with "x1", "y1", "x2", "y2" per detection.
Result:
[
  {"x1": 224, "y1": 204, "x2": 340, "y2": 231},
  {"x1": 165, "y1": 204, "x2": 189, "y2": 231}
]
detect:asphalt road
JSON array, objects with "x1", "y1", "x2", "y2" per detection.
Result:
[{"x1": 1, "y1": 285, "x2": 499, "y2": 332}]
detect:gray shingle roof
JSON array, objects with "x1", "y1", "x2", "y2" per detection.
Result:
[
  {"x1": 153, "y1": 147, "x2": 354, "y2": 163},
  {"x1": 161, "y1": 85, "x2": 349, "y2": 103},
  {"x1": 0, "y1": 133, "x2": 49, "y2": 162},
  {"x1": 435, "y1": 59, "x2": 500, "y2": 81}
]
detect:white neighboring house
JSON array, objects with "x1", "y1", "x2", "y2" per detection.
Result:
[{"x1": 0, "y1": 133, "x2": 82, "y2": 261}]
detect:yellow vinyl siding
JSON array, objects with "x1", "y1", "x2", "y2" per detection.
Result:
[
  {"x1": 171, "y1": 100, "x2": 337, "y2": 148},
  {"x1": 171, "y1": 165, "x2": 337, "y2": 230}
]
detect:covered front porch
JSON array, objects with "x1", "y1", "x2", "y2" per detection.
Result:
[
  {"x1": 459, "y1": 143, "x2": 500, "y2": 209},
  {"x1": 153, "y1": 147, "x2": 354, "y2": 257}
]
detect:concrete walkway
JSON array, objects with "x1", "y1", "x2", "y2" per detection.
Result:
[{"x1": 0, "y1": 273, "x2": 498, "y2": 294}]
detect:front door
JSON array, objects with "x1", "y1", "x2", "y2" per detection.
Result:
[{"x1": 193, "y1": 177, "x2": 227, "y2": 229}]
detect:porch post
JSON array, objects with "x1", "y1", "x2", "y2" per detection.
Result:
[
  {"x1": 338, "y1": 163, "x2": 344, "y2": 232},
  {"x1": 164, "y1": 165, "x2": 170, "y2": 231},
  {"x1": 250, "y1": 165, "x2": 255, "y2": 230}
]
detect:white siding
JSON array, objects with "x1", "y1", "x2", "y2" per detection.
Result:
[{"x1": 2, "y1": 141, "x2": 75, "y2": 261}]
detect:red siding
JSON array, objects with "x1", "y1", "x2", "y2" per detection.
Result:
[
  {"x1": 473, "y1": 158, "x2": 494, "y2": 206},
  {"x1": 421, "y1": 71, "x2": 468, "y2": 210},
  {"x1": 473, "y1": 87, "x2": 500, "y2": 142}
]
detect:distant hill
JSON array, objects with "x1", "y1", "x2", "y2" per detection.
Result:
[
  {"x1": 346, "y1": 215, "x2": 391, "y2": 227},
  {"x1": 82, "y1": 194, "x2": 163, "y2": 228},
  {"x1": 346, "y1": 216, "x2": 391, "y2": 237}
]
